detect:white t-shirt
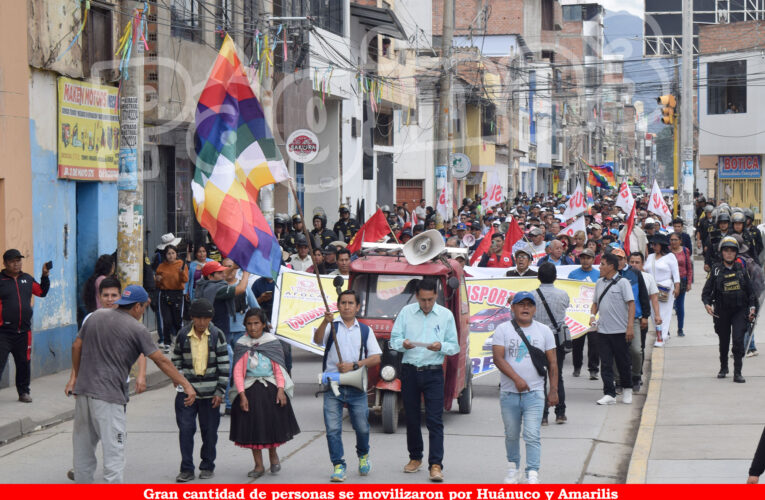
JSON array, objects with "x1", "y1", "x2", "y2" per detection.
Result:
[
  {"x1": 645, "y1": 252, "x2": 680, "y2": 288},
  {"x1": 492, "y1": 320, "x2": 556, "y2": 393},
  {"x1": 641, "y1": 271, "x2": 658, "y2": 295}
]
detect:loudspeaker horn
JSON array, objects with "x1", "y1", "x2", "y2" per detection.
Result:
[
  {"x1": 402, "y1": 229, "x2": 446, "y2": 265},
  {"x1": 462, "y1": 233, "x2": 476, "y2": 248},
  {"x1": 318, "y1": 368, "x2": 368, "y2": 397}
]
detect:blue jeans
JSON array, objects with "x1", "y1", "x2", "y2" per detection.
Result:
[
  {"x1": 674, "y1": 290, "x2": 686, "y2": 331},
  {"x1": 500, "y1": 390, "x2": 545, "y2": 473},
  {"x1": 225, "y1": 332, "x2": 245, "y2": 410},
  {"x1": 323, "y1": 386, "x2": 370, "y2": 466},
  {"x1": 401, "y1": 365, "x2": 444, "y2": 468},
  {"x1": 175, "y1": 393, "x2": 220, "y2": 473}
]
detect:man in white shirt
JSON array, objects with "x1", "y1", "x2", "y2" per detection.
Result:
[
  {"x1": 313, "y1": 290, "x2": 381, "y2": 482},
  {"x1": 492, "y1": 292, "x2": 558, "y2": 485},
  {"x1": 415, "y1": 199, "x2": 428, "y2": 221},
  {"x1": 289, "y1": 236, "x2": 313, "y2": 272}
]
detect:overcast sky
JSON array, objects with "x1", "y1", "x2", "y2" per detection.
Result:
[{"x1": 599, "y1": 0, "x2": 643, "y2": 18}]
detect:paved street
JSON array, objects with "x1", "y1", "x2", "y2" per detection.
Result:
[{"x1": 0, "y1": 339, "x2": 644, "y2": 484}]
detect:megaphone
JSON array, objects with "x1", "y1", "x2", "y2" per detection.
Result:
[
  {"x1": 402, "y1": 229, "x2": 446, "y2": 265},
  {"x1": 462, "y1": 233, "x2": 476, "y2": 248},
  {"x1": 318, "y1": 368, "x2": 367, "y2": 397}
]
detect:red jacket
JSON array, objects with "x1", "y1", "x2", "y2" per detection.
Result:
[{"x1": 0, "y1": 271, "x2": 49, "y2": 333}]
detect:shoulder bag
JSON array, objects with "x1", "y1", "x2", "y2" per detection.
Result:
[
  {"x1": 652, "y1": 256, "x2": 671, "y2": 302},
  {"x1": 537, "y1": 288, "x2": 572, "y2": 353},
  {"x1": 510, "y1": 319, "x2": 548, "y2": 377}
]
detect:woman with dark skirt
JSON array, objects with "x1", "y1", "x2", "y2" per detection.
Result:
[{"x1": 230, "y1": 308, "x2": 300, "y2": 478}]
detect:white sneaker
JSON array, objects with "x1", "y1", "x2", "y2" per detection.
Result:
[
  {"x1": 622, "y1": 388, "x2": 633, "y2": 404},
  {"x1": 526, "y1": 470, "x2": 540, "y2": 484},
  {"x1": 654, "y1": 340, "x2": 664, "y2": 347},
  {"x1": 503, "y1": 464, "x2": 519, "y2": 484},
  {"x1": 596, "y1": 395, "x2": 617, "y2": 405}
]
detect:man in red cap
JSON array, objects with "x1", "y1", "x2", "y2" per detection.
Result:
[
  {"x1": 0, "y1": 249, "x2": 50, "y2": 403},
  {"x1": 194, "y1": 261, "x2": 250, "y2": 339}
]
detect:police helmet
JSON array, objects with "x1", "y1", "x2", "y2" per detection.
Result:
[
  {"x1": 381, "y1": 205, "x2": 391, "y2": 213},
  {"x1": 717, "y1": 212, "x2": 731, "y2": 223},
  {"x1": 744, "y1": 208, "x2": 755, "y2": 221},
  {"x1": 730, "y1": 234, "x2": 750, "y2": 254},
  {"x1": 295, "y1": 234, "x2": 309, "y2": 247},
  {"x1": 274, "y1": 213, "x2": 288, "y2": 226},
  {"x1": 732, "y1": 212, "x2": 746, "y2": 224},
  {"x1": 339, "y1": 204, "x2": 350, "y2": 213},
  {"x1": 719, "y1": 236, "x2": 739, "y2": 251},
  {"x1": 292, "y1": 214, "x2": 303, "y2": 224},
  {"x1": 704, "y1": 205, "x2": 714, "y2": 213}
]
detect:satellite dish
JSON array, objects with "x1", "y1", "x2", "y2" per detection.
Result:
[
  {"x1": 462, "y1": 233, "x2": 476, "y2": 248},
  {"x1": 402, "y1": 229, "x2": 446, "y2": 265}
]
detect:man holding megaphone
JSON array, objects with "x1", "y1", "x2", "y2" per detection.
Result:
[{"x1": 313, "y1": 290, "x2": 381, "y2": 483}]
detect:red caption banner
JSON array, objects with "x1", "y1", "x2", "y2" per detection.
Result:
[{"x1": 2, "y1": 485, "x2": 760, "y2": 500}]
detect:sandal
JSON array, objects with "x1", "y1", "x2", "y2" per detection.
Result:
[
  {"x1": 247, "y1": 468, "x2": 266, "y2": 478},
  {"x1": 270, "y1": 463, "x2": 281, "y2": 474}
]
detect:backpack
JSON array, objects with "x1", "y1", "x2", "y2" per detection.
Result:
[{"x1": 321, "y1": 320, "x2": 371, "y2": 371}]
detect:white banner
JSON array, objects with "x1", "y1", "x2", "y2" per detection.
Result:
[
  {"x1": 649, "y1": 179, "x2": 673, "y2": 226},
  {"x1": 562, "y1": 181, "x2": 587, "y2": 220},
  {"x1": 615, "y1": 181, "x2": 635, "y2": 216}
]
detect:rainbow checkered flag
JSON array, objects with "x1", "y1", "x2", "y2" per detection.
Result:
[{"x1": 192, "y1": 35, "x2": 288, "y2": 278}]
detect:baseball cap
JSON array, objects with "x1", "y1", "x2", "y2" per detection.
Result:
[
  {"x1": 611, "y1": 248, "x2": 626, "y2": 258},
  {"x1": 189, "y1": 298, "x2": 214, "y2": 318},
  {"x1": 3, "y1": 249, "x2": 24, "y2": 261},
  {"x1": 511, "y1": 291, "x2": 537, "y2": 305},
  {"x1": 470, "y1": 221, "x2": 482, "y2": 231},
  {"x1": 580, "y1": 248, "x2": 596, "y2": 258},
  {"x1": 115, "y1": 285, "x2": 150, "y2": 305},
  {"x1": 527, "y1": 227, "x2": 543, "y2": 236},
  {"x1": 202, "y1": 260, "x2": 228, "y2": 277},
  {"x1": 456, "y1": 223, "x2": 467, "y2": 230},
  {"x1": 644, "y1": 217, "x2": 656, "y2": 225}
]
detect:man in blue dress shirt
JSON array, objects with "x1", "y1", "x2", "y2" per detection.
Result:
[{"x1": 390, "y1": 278, "x2": 459, "y2": 482}]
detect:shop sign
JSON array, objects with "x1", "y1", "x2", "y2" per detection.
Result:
[
  {"x1": 286, "y1": 129, "x2": 319, "y2": 163},
  {"x1": 718, "y1": 155, "x2": 761, "y2": 178}
]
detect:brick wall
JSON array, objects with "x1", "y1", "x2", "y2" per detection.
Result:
[
  {"x1": 699, "y1": 20, "x2": 765, "y2": 54},
  {"x1": 433, "y1": 0, "x2": 524, "y2": 36}
]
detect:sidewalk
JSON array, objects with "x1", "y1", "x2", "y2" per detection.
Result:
[
  {"x1": 0, "y1": 358, "x2": 170, "y2": 444},
  {"x1": 627, "y1": 259, "x2": 765, "y2": 483}
]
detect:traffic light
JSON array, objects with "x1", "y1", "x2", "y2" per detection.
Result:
[{"x1": 657, "y1": 95, "x2": 676, "y2": 125}]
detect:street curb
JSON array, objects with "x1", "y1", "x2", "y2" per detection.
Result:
[
  {"x1": 625, "y1": 346, "x2": 664, "y2": 484},
  {"x1": 0, "y1": 368, "x2": 171, "y2": 445}
]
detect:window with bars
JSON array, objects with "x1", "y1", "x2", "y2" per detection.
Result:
[
  {"x1": 215, "y1": 0, "x2": 234, "y2": 49},
  {"x1": 170, "y1": 0, "x2": 200, "y2": 42}
]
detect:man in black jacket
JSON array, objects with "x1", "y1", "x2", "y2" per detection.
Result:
[{"x1": 0, "y1": 249, "x2": 50, "y2": 403}]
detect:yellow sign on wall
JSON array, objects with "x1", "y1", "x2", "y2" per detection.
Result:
[{"x1": 57, "y1": 77, "x2": 119, "y2": 181}]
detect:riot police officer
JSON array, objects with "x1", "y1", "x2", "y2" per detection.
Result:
[
  {"x1": 284, "y1": 214, "x2": 305, "y2": 254},
  {"x1": 745, "y1": 208, "x2": 764, "y2": 260},
  {"x1": 333, "y1": 204, "x2": 359, "y2": 244},
  {"x1": 731, "y1": 212, "x2": 758, "y2": 262},
  {"x1": 704, "y1": 212, "x2": 731, "y2": 271},
  {"x1": 311, "y1": 213, "x2": 337, "y2": 249},
  {"x1": 702, "y1": 236, "x2": 758, "y2": 383},
  {"x1": 274, "y1": 213, "x2": 290, "y2": 252},
  {"x1": 697, "y1": 205, "x2": 715, "y2": 252}
]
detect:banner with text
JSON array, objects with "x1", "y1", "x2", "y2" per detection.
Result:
[
  {"x1": 57, "y1": 77, "x2": 119, "y2": 181},
  {"x1": 271, "y1": 268, "x2": 343, "y2": 354},
  {"x1": 466, "y1": 277, "x2": 596, "y2": 378}
]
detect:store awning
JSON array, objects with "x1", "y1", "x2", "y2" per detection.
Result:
[{"x1": 350, "y1": 4, "x2": 408, "y2": 40}]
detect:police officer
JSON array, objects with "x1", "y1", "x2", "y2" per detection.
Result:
[
  {"x1": 333, "y1": 205, "x2": 359, "y2": 244},
  {"x1": 702, "y1": 236, "x2": 758, "y2": 383},
  {"x1": 704, "y1": 212, "x2": 731, "y2": 271},
  {"x1": 311, "y1": 213, "x2": 337, "y2": 249},
  {"x1": 744, "y1": 208, "x2": 764, "y2": 260},
  {"x1": 697, "y1": 205, "x2": 715, "y2": 253},
  {"x1": 731, "y1": 212, "x2": 758, "y2": 262},
  {"x1": 284, "y1": 214, "x2": 306, "y2": 254},
  {"x1": 274, "y1": 213, "x2": 290, "y2": 252}
]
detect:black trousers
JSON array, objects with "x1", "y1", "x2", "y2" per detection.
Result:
[
  {"x1": 572, "y1": 332, "x2": 599, "y2": 373},
  {"x1": 543, "y1": 345, "x2": 566, "y2": 418},
  {"x1": 596, "y1": 332, "x2": 632, "y2": 397},
  {"x1": 158, "y1": 290, "x2": 184, "y2": 344},
  {"x1": 401, "y1": 365, "x2": 444, "y2": 469},
  {"x1": 0, "y1": 330, "x2": 31, "y2": 396},
  {"x1": 713, "y1": 306, "x2": 748, "y2": 373}
]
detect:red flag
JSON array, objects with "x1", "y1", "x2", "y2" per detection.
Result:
[
  {"x1": 623, "y1": 205, "x2": 636, "y2": 255},
  {"x1": 469, "y1": 226, "x2": 495, "y2": 266},
  {"x1": 501, "y1": 217, "x2": 524, "y2": 261},
  {"x1": 348, "y1": 209, "x2": 392, "y2": 254}
]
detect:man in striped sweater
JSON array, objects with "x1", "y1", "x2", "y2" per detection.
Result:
[{"x1": 172, "y1": 298, "x2": 230, "y2": 482}]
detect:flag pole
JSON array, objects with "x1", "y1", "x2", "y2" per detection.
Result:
[{"x1": 288, "y1": 180, "x2": 343, "y2": 364}]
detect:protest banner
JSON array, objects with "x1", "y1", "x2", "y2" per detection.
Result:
[{"x1": 465, "y1": 277, "x2": 596, "y2": 378}]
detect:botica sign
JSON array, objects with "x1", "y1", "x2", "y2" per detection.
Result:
[{"x1": 286, "y1": 129, "x2": 320, "y2": 163}]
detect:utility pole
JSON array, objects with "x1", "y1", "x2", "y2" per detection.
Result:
[
  {"x1": 672, "y1": 52, "x2": 680, "y2": 216},
  {"x1": 435, "y1": 0, "x2": 454, "y2": 217},
  {"x1": 116, "y1": 1, "x2": 145, "y2": 286},
  {"x1": 680, "y1": 0, "x2": 694, "y2": 228}
]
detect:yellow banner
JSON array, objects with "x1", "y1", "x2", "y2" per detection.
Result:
[
  {"x1": 466, "y1": 277, "x2": 596, "y2": 377},
  {"x1": 272, "y1": 268, "x2": 343, "y2": 354},
  {"x1": 57, "y1": 77, "x2": 119, "y2": 181}
]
